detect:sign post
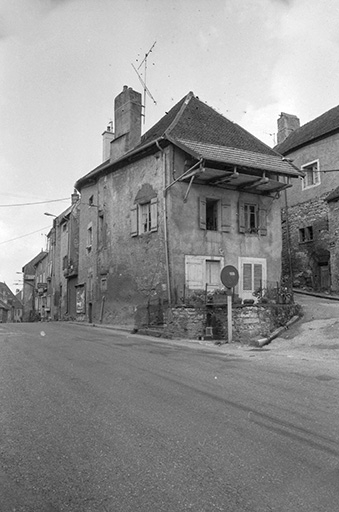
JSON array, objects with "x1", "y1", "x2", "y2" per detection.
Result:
[{"x1": 220, "y1": 265, "x2": 239, "y2": 343}]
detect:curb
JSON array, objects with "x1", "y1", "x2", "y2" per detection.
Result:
[{"x1": 256, "y1": 315, "x2": 301, "y2": 348}]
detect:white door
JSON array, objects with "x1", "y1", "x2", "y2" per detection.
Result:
[{"x1": 238, "y1": 257, "x2": 266, "y2": 301}]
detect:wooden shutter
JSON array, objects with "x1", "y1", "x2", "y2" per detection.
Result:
[
  {"x1": 150, "y1": 197, "x2": 158, "y2": 232},
  {"x1": 221, "y1": 201, "x2": 231, "y2": 232},
  {"x1": 185, "y1": 256, "x2": 205, "y2": 289},
  {"x1": 199, "y1": 197, "x2": 206, "y2": 230},
  {"x1": 258, "y1": 208, "x2": 267, "y2": 236},
  {"x1": 243, "y1": 263, "x2": 252, "y2": 290},
  {"x1": 238, "y1": 201, "x2": 245, "y2": 233},
  {"x1": 253, "y1": 264, "x2": 262, "y2": 290},
  {"x1": 130, "y1": 205, "x2": 138, "y2": 237}
]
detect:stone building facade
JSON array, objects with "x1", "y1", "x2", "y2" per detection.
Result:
[{"x1": 275, "y1": 107, "x2": 339, "y2": 291}]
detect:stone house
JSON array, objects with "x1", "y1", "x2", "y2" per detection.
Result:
[
  {"x1": 73, "y1": 86, "x2": 300, "y2": 327},
  {"x1": 34, "y1": 252, "x2": 49, "y2": 320},
  {"x1": 46, "y1": 192, "x2": 80, "y2": 320},
  {"x1": 275, "y1": 106, "x2": 339, "y2": 291},
  {"x1": 22, "y1": 251, "x2": 47, "y2": 321}
]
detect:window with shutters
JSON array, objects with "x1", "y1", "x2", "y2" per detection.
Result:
[
  {"x1": 131, "y1": 198, "x2": 158, "y2": 237},
  {"x1": 238, "y1": 200, "x2": 267, "y2": 235},
  {"x1": 199, "y1": 197, "x2": 231, "y2": 232},
  {"x1": 185, "y1": 255, "x2": 224, "y2": 290}
]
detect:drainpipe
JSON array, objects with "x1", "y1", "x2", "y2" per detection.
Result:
[
  {"x1": 284, "y1": 188, "x2": 294, "y2": 287},
  {"x1": 156, "y1": 141, "x2": 171, "y2": 306}
]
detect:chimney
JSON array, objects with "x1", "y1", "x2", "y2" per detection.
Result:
[
  {"x1": 277, "y1": 112, "x2": 300, "y2": 145},
  {"x1": 102, "y1": 121, "x2": 114, "y2": 162},
  {"x1": 71, "y1": 190, "x2": 79, "y2": 205},
  {"x1": 114, "y1": 85, "x2": 142, "y2": 152}
]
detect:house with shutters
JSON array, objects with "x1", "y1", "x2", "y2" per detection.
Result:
[
  {"x1": 74, "y1": 86, "x2": 301, "y2": 326},
  {"x1": 275, "y1": 106, "x2": 339, "y2": 292}
]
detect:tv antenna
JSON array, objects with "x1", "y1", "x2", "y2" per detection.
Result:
[{"x1": 131, "y1": 41, "x2": 157, "y2": 125}]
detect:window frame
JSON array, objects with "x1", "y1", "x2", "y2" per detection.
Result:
[
  {"x1": 185, "y1": 255, "x2": 225, "y2": 290},
  {"x1": 299, "y1": 226, "x2": 313, "y2": 243},
  {"x1": 238, "y1": 257, "x2": 267, "y2": 300},
  {"x1": 301, "y1": 159, "x2": 320, "y2": 190},
  {"x1": 131, "y1": 197, "x2": 158, "y2": 237}
]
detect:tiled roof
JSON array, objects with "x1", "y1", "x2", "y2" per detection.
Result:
[
  {"x1": 22, "y1": 251, "x2": 48, "y2": 273},
  {"x1": 176, "y1": 139, "x2": 300, "y2": 176},
  {"x1": 275, "y1": 104, "x2": 339, "y2": 155},
  {"x1": 76, "y1": 91, "x2": 300, "y2": 189}
]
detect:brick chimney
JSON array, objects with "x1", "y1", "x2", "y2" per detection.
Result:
[{"x1": 277, "y1": 112, "x2": 300, "y2": 145}]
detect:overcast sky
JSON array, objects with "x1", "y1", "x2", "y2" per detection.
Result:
[{"x1": 1, "y1": 0, "x2": 339, "y2": 291}]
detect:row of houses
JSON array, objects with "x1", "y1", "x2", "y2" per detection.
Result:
[
  {"x1": 20, "y1": 85, "x2": 339, "y2": 327},
  {"x1": 0, "y1": 282, "x2": 22, "y2": 323}
]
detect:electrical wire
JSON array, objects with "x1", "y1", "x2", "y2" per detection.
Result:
[
  {"x1": 0, "y1": 198, "x2": 69, "y2": 207},
  {"x1": 0, "y1": 226, "x2": 51, "y2": 245}
]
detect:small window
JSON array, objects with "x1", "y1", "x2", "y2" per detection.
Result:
[
  {"x1": 244, "y1": 204, "x2": 258, "y2": 233},
  {"x1": 89, "y1": 195, "x2": 94, "y2": 206},
  {"x1": 139, "y1": 202, "x2": 151, "y2": 233},
  {"x1": 87, "y1": 224, "x2": 93, "y2": 251},
  {"x1": 206, "y1": 199, "x2": 218, "y2": 231},
  {"x1": 299, "y1": 226, "x2": 313, "y2": 243},
  {"x1": 62, "y1": 255, "x2": 68, "y2": 270},
  {"x1": 301, "y1": 160, "x2": 320, "y2": 190},
  {"x1": 239, "y1": 200, "x2": 267, "y2": 235},
  {"x1": 101, "y1": 277, "x2": 107, "y2": 292}
]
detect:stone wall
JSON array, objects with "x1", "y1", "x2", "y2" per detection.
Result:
[
  {"x1": 282, "y1": 194, "x2": 331, "y2": 289},
  {"x1": 164, "y1": 304, "x2": 299, "y2": 343}
]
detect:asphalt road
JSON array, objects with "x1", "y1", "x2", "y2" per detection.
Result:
[{"x1": 0, "y1": 321, "x2": 338, "y2": 511}]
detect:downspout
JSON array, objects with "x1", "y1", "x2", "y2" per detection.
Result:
[{"x1": 156, "y1": 140, "x2": 171, "y2": 306}]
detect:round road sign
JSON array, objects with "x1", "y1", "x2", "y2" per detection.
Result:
[{"x1": 220, "y1": 265, "x2": 239, "y2": 288}]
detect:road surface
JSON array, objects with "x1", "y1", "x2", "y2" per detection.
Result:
[{"x1": 0, "y1": 321, "x2": 338, "y2": 511}]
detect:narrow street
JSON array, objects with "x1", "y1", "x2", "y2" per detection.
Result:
[{"x1": 0, "y1": 314, "x2": 338, "y2": 511}]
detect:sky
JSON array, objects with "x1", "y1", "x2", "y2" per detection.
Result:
[{"x1": 1, "y1": 0, "x2": 339, "y2": 292}]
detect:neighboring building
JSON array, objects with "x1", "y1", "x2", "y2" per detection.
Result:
[
  {"x1": 73, "y1": 86, "x2": 300, "y2": 326},
  {"x1": 22, "y1": 251, "x2": 48, "y2": 321},
  {"x1": 0, "y1": 281, "x2": 23, "y2": 322},
  {"x1": 275, "y1": 106, "x2": 339, "y2": 291},
  {"x1": 34, "y1": 251, "x2": 49, "y2": 320},
  {"x1": 46, "y1": 192, "x2": 80, "y2": 320}
]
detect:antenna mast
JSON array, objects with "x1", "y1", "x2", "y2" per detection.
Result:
[{"x1": 131, "y1": 41, "x2": 157, "y2": 125}]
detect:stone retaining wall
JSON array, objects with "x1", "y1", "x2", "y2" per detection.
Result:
[{"x1": 164, "y1": 303, "x2": 299, "y2": 343}]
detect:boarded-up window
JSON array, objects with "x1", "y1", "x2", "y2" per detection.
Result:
[{"x1": 206, "y1": 260, "x2": 221, "y2": 287}]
